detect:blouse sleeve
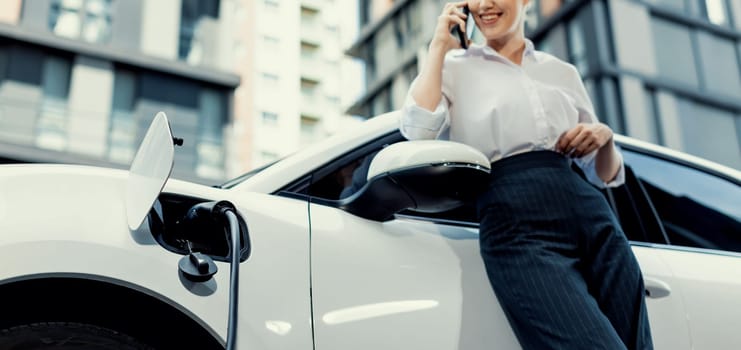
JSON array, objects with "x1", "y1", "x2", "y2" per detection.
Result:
[
  {"x1": 562, "y1": 66, "x2": 625, "y2": 188},
  {"x1": 399, "y1": 59, "x2": 453, "y2": 140}
]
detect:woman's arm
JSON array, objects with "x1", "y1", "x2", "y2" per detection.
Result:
[
  {"x1": 411, "y1": 1, "x2": 468, "y2": 111},
  {"x1": 556, "y1": 65, "x2": 624, "y2": 186},
  {"x1": 411, "y1": 45, "x2": 448, "y2": 112},
  {"x1": 557, "y1": 123, "x2": 621, "y2": 183}
]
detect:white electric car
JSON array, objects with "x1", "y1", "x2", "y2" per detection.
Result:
[{"x1": 0, "y1": 111, "x2": 739, "y2": 349}]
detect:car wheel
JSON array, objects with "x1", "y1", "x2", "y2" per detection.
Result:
[{"x1": 0, "y1": 322, "x2": 154, "y2": 350}]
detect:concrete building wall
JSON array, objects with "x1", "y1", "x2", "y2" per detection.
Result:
[
  {"x1": 110, "y1": 0, "x2": 143, "y2": 51},
  {"x1": 252, "y1": 0, "x2": 301, "y2": 165},
  {"x1": 226, "y1": 0, "x2": 255, "y2": 177},
  {"x1": 0, "y1": 0, "x2": 22, "y2": 24}
]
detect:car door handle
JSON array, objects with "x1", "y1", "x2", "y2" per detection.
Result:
[{"x1": 644, "y1": 277, "x2": 671, "y2": 299}]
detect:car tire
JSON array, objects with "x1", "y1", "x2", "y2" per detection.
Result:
[{"x1": 0, "y1": 322, "x2": 154, "y2": 350}]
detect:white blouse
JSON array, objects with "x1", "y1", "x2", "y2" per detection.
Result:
[{"x1": 401, "y1": 40, "x2": 625, "y2": 188}]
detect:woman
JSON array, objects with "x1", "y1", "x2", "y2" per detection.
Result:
[{"x1": 401, "y1": 1, "x2": 653, "y2": 349}]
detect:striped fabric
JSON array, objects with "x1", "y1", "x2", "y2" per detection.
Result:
[{"x1": 477, "y1": 151, "x2": 653, "y2": 350}]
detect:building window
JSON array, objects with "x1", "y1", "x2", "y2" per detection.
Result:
[
  {"x1": 365, "y1": 40, "x2": 377, "y2": 83},
  {"x1": 301, "y1": 77, "x2": 319, "y2": 94},
  {"x1": 568, "y1": 14, "x2": 589, "y2": 75},
  {"x1": 301, "y1": 41, "x2": 320, "y2": 59},
  {"x1": 326, "y1": 95, "x2": 341, "y2": 108},
  {"x1": 696, "y1": 32, "x2": 741, "y2": 97},
  {"x1": 702, "y1": 0, "x2": 730, "y2": 26},
  {"x1": 261, "y1": 111, "x2": 278, "y2": 125},
  {"x1": 300, "y1": 115, "x2": 321, "y2": 144},
  {"x1": 49, "y1": 0, "x2": 112, "y2": 43},
  {"x1": 259, "y1": 150, "x2": 280, "y2": 165},
  {"x1": 196, "y1": 88, "x2": 226, "y2": 180},
  {"x1": 264, "y1": 0, "x2": 279, "y2": 9},
  {"x1": 676, "y1": 100, "x2": 741, "y2": 169},
  {"x1": 0, "y1": 44, "x2": 7, "y2": 83},
  {"x1": 538, "y1": 23, "x2": 568, "y2": 61},
  {"x1": 263, "y1": 35, "x2": 280, "y2": 46},
  {"x1": 108, "y1": 69, "x2": 138, "y2": 164},
  {"x1": 262, "y1": 72, "x2": 279, "y2": 86},
  {"x1": 370, "y1": 87, "x2": 392, "y2": 116},
  {"x1": 36, "y1": 56, "x2": 72, "y2": 151},
  {"x1": 651, "y1": 18, "x2": 699, "y2": 88},
  {"x1": 179, "y1": 0, "x2": 220, "y2": 64}
]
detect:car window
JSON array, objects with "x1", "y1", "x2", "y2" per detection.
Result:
[
  {"x1": 301, "y1": 132, "x2": 405, "y2": 200},
  {"x1": 597, "y1": 164, "x2": 669, "y2": 244},
  {"x1": 622, "y1": 150, "x2": 741, "y2": 252}
]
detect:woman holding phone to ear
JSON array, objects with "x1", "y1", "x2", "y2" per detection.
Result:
[{"x1": 401, "y1": 0, "x2": 653, "y2": 349}]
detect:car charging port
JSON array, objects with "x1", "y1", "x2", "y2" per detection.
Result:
[{"x1": 176, "y1": 200, "x2": 244, "y2": 350}]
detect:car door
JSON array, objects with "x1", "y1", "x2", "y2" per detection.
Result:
[
  {"x1": 307, "y1": 202, "x2": 520, "y2": 350},
  {"x1": 282, "y1": 134, "x2": 519, "y2": 349},
  {"x1": 621, "y1": 149, "x2": 741, "y2": 350}
]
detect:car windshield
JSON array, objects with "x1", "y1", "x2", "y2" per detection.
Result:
[{"x1": 218, "y1": 159, "x2": 282, "y2": 189}]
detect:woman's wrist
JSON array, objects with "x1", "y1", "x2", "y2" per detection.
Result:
[{"x1": 428, "y1": 40, "x2": 452, "y2": 57}]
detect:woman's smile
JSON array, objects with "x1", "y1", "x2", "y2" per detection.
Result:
[{"x1": 479, "y1": 11, "x2": 504, "y2": 26}]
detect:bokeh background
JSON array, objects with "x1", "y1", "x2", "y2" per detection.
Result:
[{"x1": 0, "y1": 0, "x2": 739, "y2": 185}]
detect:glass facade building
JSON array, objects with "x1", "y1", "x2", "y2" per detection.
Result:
[
  {"x1": 0, "y1": 0, "x2": 238, "y2": 184},
  {"x1": 347, "y1": 0, "x2": 741, "y2": 170}
]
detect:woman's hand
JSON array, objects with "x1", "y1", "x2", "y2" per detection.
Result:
[
  {"x1": 556, "y1": 123, "x2": 614, "y2": 158},
  {"x1": 429, "y1": 2, "x2": 470, "y2": 53}
]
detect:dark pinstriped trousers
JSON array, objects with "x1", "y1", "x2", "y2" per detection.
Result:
[{"x1": 477, "y1": 151, "x2": 653, "y2": 350}]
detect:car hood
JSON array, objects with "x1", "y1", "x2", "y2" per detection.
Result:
[
  {"x1": 0, "y1": 164, "x2": 131, "y2": 241},
  {"x1": 0, "y1": 163, "x2": 225, "y2": 241}
]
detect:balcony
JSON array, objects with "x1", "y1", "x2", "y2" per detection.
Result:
[
  {"x1": 300, "y1": 89, "x2": 324, "y2": 119},
  {"x1": 300, "y1": 0, "x2": 322, "y2": 12},
  {"x1": 300, "y1": 44, "x2": 324, "y2": 82},
  {"x1": 300, "y1": 6, "x2": 322, "y2": 45}
]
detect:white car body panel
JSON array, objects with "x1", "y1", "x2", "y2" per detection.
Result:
[
  {"x1": 657, "y1": 247, "x2": 741, "y2": 350},
  {"x1": 632, "y1": 246, "x2": 692, "y2": 350},
  {"x1": 0, "y1": 165, "x2": 313, "y2": 349},
  {"x1": 309, "y1": 207, "x2": 520, "y2": 349}
]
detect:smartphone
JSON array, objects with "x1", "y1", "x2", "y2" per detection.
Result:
[{"x1": 450, "y1": 5, "x2": 471, "y2": 49}]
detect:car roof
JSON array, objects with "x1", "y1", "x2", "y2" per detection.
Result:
[{"x1": 614, "y1": 134, "x2": 740, "y2": 183}]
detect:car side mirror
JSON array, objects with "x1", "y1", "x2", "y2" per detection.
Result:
[{"x1": 338, "y1": 140, "x2": 491, "y2": 221}]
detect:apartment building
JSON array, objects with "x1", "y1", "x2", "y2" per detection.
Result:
[
  {"x1": 239, "y1": 0, "x2": 364, "y2": 168},
  {"x1": 0, "y1": 0, "x2": 240, "y2": 184}
]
